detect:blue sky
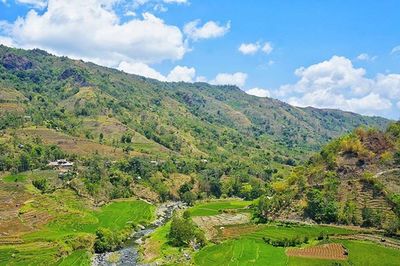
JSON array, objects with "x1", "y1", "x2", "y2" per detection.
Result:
[{"x1": 1, "y1": 0, "x2": 399, "y2": 119}]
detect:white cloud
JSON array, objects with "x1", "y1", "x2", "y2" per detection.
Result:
[
  {"x1": 246, "y1": 87, "x2": 271, "y2": 98},
  {"x1": 184, "y1": 19, "x2": 230, "y2": 41},
  {"x1": 238, "y1": 43, "x2": 260, "y2": 55},
  {"x1": 0, "y1": 0, "x2": 187, "y2": 67},
  {"x1": 397, "y1": 101, "x2": 400, "y2": 109},
  {"x1": 118, "y1": 61, "x2": 197, "y2": 83},
  {"x1": 375, "y1": 74, "x2": 400, "y2": 100},
  {"x1": 167, "y1": 65, "x2": 195, "y2": 82},
  {"x1": 275, "y1": 55, "x2": 400, "y2": 116},
  {"x1": 125, "y1": 11, "x2": 137, "y2": 17},
  {"x1": 356, "y1": 53, "x2": 377, "y2": 61},
  {"x1": 0, "y1": 36, "x2": 15, "y2": 46},
  {"x1": 118, "y1": 61, "x2": 167, "y2": 81},
  {"x1": 391, "y1": 45, "x2": 400, "y2": 54},
  {"x1": 261, "y1": 42, "x2": 273, "y2": 54},
  {"x1": 163, "y1": 0, "x2": 187, "y2": 4},
  {"x1": 238, "y1": 41, "x2": 273, "y2": 55},
  {"x1": 210, "y1": 72, "x2": 247, "y2": 87},
  {"x1": 16, "y1": 0, "x2": 47, "y2": 8}
]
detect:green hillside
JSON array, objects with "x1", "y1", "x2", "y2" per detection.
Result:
[
  {"x1": 259, "y1": 124, "x2": 400, "y2": 232},
  {"x1": 0, "y1": 45, "x2": 398, "y2": 265}
]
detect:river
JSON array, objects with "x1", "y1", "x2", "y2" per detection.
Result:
[{"x1": 92, "y1": 201, "x2": 186, "y2": 266}]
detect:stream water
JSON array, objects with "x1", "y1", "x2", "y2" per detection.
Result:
[{"x1": 92, "y1": 201, "x2": 186, "y2": 266}]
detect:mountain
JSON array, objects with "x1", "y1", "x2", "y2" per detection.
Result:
[
  {"x1": 0, "y1": 45, "x2": 390, "y2": 158},
  {"x1": 259, "y1": 124, "x2": 400, "y2": 233}
]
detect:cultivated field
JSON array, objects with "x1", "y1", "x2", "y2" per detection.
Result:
[
  {"x1": 286, "y1": 243, "x2": 347, "y2": 260},
  {"x1": 188, "y1": 199, "x2": 252, "y2": 217},
  {"x1": 0, "y1": 179, "x2": 155, "y2": 266}
]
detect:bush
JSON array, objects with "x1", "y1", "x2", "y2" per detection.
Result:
[
  {"x1": 262, "y1": 235, "x2": 308, "y2": 247},
  {"x1": 168, "y1": 214, "x2": 205, "y2": 248},
  {"x1": 94, "y1": 228, "x2": 123, "y2": 253},
  {"x1": 32, "y1": 178, "x2": 48, "y2": 193}
]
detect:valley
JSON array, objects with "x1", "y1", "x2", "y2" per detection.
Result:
[{"x1": 0, "y1": 46, "x2": 399, "y2": 265}]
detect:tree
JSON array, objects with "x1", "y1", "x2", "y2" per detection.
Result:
[
  {"x1": 305, "y1": 189, "x2": 338, "y2": 223},
  {"x1": 168, "y1": 214, "x2": 205, "y2": 248},
  {"x1": 18, "y1": 153, "x2": 30, "y2": 172},
  {"x1": 182, "y1": 191, "x2": 196, "y2": 206},
  {"x1": 361, "y1": 207, "x2": 381, "y2": 227},
  {"x1": 94, "y1": 227, "x2": 123, "y2": 253}
]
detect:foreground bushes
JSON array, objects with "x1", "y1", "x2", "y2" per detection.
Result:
[
  {"x1": 262, "y1": 235, "x2": 309, "y2": 247},
  {"x1": 94, "y1": 227, "x2": 125, "y2": 253},
  {"x1": 168, "y1": 211, "x2": 206, "y2": 248}
]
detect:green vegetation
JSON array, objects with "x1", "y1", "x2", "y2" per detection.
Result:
[
  {"x1": 58, "y1": 250, "x2": 91, "y2": 266},
  {"x1": 2, "y1": 173, "x2": 26, "y2": 182},
  {"x1": 258, "y1": 126, "x2": 400, "y2": 234},
  {"x1": 195, "y1": 238, "x2": 287, "y2": 266},
  {"x1": 0, "y1": 46, "x2": 399, "y2": 265},
  {"x1": 0, "y1": 193, "x2": 154, "y2": 265},
  {"x1": 26, "y1": 199, "x2": 154, "y2": 240},
  {"x1": 188, "y1": 199, "x2": 252, "y2": 216},
  {"x1": 168, "y1": 212, "x2": 206, "y2": 248}
]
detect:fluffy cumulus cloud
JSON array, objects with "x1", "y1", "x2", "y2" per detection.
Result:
[
  {"x1": 166, "y1": 65, "x2": 196, "y2": 82},
  {"x1": 184, "y1": 19, "x2": 230, "y2": 41},
  {"x1": 16, "y1": 0, "x2": 48, "y2": 8},
  {"x1": 246, "y1": 87, "x2": 271, "y2": 98},
  {"x1": 118, "y1": 62, "x2": 196, "y2": 82},
  {"x1": 238, "y1": 41, "x2": 273, "y2": 55},
  {"x1": 0, "y1": 0, "x2": 187, "y2": 69},
  {"x1": 238, "y1": 43, "x2": 260, "y2": 55},
  {"x1": 210, "y1": 72, "x2": 247, "y2": 87},
  {"x1": 261, "y1": 42, "x2": 273, "y2": 54},
  {"x1": 118, "y1": 61, "x2": 167, "y2": 81},
  {"x1": 274, "y1": 56, "x2": 400, "y2": 117}
]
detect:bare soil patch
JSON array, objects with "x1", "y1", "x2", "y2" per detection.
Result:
[
  {"x1": 192, "y1": 213, "x2": 250, "y2": 240},
  {"x1": 286, "y1": 243, "x2": 347, "y2": 260}
]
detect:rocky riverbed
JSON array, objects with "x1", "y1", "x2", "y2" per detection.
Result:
[{"x1": 92, "y1": 201, "x2": 186, "y2": 266}]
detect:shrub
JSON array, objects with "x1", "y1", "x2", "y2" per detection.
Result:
[
  {"x1": 32, "y1": 178, "x2": 48, "y2": 193},
  {"x1": 168, "y1": 214, "x2": 205, "y2": 248},
  {"x1": 94, "y1": 227, "x2": 123, "y2": 253}
]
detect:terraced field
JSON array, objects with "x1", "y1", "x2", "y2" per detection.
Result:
[
  {"x1": 195, "y1": 238, "x2": 287, "y2": 266},
  {"x1": 0, "y1": 185, "x2": 155, "y2": 266},
  {"x1": 188, "y1": 199, "x2": 253, "y2": 217}
]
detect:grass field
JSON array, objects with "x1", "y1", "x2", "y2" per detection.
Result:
[
  {"x1": 194, "y1": 218, "x2": 400, "y2": 266},
  {"x1": 57, "y1": 250, "x2": 91, "y2": 266},
  {"x1": 287, "y1": 240, "x2": 400, "y2": 266},
  {"x1": 2, "y1": 174, "x2": 27, "y2": 183},
  {"x1": 195, "y1": 238, "x2": 287, "y2": 266},
  {"x1": 0, "y1": 242, "x2": 60, "y2": 266},
  {"x1": 141, "y1": 221, "x2": 183, "y2": 264},
  {"x1": 231, "y1": 223, "x2": 357, "y2": 240},
  {"x1": 25, "y1": 198, "x2": 155, "y2": 241},
  {"x1": 188, "y1": 199, "x2": 253, "y2": 217},
  {"x1": 195, "y1": 236, "x2": 400, "y2": 266}
]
